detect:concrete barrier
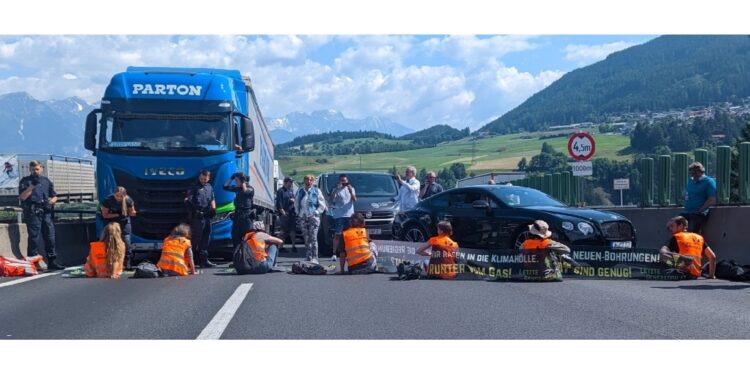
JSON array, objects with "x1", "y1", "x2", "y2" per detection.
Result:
[
  {"x1": 608, "y1": 206, "x2": 750, "y2": 264},
  {"x1": 0, "y1": 221, "x2": 95, "y2": 266}
]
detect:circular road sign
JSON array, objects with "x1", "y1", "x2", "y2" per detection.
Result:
[{"x1": 568, "y1": 132, "x2": 596, "y2": 161}]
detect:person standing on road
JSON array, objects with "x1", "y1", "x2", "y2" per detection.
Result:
[
  {"x1": 294, "y1": 174, "x2": 327, "y2": 264},
  {"x1": 224, "y1": 172, "x2": 255, "y2": 249},
  {"x1": 659, "y1": 216, "x2": 716, "y2": 279},
  {"x1": 681, "y1": 162, "x2": 716, "y2": 234},
  {"x1": 234, "y1": 221, "x2": 284, "y2": 274},
  {"x1": 186, "y1": 170, "x2": 217, "y2": 268},
  {"x1": 394, "y1": 166, "x2": 420, "y2": 212},
  {"x1": 521, "y1": 220, "x2": 571, "y2": 281},
  {"x1": 419, "y1": 171, "x2": 443, "y2": 200},
  {"x1": 85, "y1": 222, "x2": 125, "y2": 279},
  {"x1": 18, "y1": 160, "x2": 63, "y2": 270},
  {"x1": 275, "y1": 177, "x2": 298, "y2": 253},
  {"x1": 100, "y1": 186, "x2": 137, "y2": 269},
  {"x1": 157, "y1": 224, "x2": 196, "y2": 277},
  {"x1": 416, "y1": 220, "x2": 459, "y2": 279},
  {"x1": 330, "y1": 174, "x2": 356, "y2": 265},
  {"x1": 340, "y1": 213, "x2": 377, "y2": 274}
]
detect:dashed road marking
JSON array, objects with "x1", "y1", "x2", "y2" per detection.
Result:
[
  {"x1": 0, "y1": 272, "x2": 60, "y2": 288},
  {"x1": 196, "y1": 283, "x2": 253, "y2": 340}
]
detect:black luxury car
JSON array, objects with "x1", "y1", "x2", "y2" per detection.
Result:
[{"x1": 392, "y1": 185, "x2": 636, "y2": 250}]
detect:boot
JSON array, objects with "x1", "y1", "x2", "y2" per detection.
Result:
[
  {"x1": 201, "y1": 260, "x2": 217, "y2": 268},
  {"x1": 124, "y1": 257, "x2": 133, "y2": 271},
  {"x1": 47, "y1": 258, "x2": 65, "y2": 270}
]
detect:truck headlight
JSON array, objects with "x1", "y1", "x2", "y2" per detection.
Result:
[
  {"x1": 561, "y1": 221, "x2": 574, "y2": 231},
  {"x1": 577, "y1": 222, "x2": 594, "y2": 236}
]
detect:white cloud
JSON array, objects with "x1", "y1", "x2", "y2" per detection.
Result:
[
  {"x1": 564, "y1": 41, "x2": 638, "y2": 65},
  {"x1": 0, "y1": 35, "x2": 570, "y2": 130}
]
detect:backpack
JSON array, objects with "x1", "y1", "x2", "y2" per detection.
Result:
[
  {"x1": 397, "y1": 261, "x2": 422, "y2": 280},
  {"x1": 133, "y1": 261, "x2": 163, "y2": 278},
  {"x1": 291, "y1": 261, "x2": 328, "y2": 275},
  {"x1": 715, "y1": 260, "x2": 750, "y2": 281},
  {"x1": 233, "y1": 240, "x2": 263, "y2": 275}
]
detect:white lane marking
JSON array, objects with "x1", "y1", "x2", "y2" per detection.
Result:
[
  {"x1": 197, "y1": 283, "x2": 253, "y2": 340},
  {"x1": 0, "y1": 272, "x2": 60, "y2": 288}
]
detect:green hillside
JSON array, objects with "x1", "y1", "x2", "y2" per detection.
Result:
[
  {"x1": 278, "y1": 129, "x2": 630, "y2": 177},
  {"x1": 480, "y1": 35, "x2": 750, "y2": 134}
]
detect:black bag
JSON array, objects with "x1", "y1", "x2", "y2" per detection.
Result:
[
  {"x1": 397, "y1": 261, "x2": 422, "y2": 280},
  {"x1": 233, "y1": 241, "x2": 263, "y2": 275},
  {"x1": 715, "y1": 260, "x2": 750, "y2": 281},
  {"x1": 291, "y1": 261, "x2": 328, "y2": 275},
  {"x1": 133, "y1": 261, "x2": 163, "y2": 278}
]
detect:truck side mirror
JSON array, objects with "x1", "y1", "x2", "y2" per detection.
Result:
[
  {"x1": 240, "y1": 116, "x2": 255, "y2": 152},
  {"x1": 85, "y1": 109, "x2": 101, "y2": 153}
]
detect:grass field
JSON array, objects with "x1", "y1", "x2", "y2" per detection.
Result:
[{"x1": 279, "y1": 130, "x2": 632, "y2": 177}]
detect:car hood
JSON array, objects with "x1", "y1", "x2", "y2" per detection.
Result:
[{"x1": 526, "y1": 206, "x2": 627, "y2": 224}]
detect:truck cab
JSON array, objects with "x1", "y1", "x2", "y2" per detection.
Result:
[{"x1": 84, "y1": 67, "x2": 276, "y2": 257}]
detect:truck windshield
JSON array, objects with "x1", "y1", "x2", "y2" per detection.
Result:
[{"x1": 101, "y1": 113, "x2": 232, "y2": 152}]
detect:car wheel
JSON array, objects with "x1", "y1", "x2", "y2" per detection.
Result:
[
  {"x1": 514, "y1": 229, "x2": 532, "y2": 251},
  {"x1": 402, "y1": 224, "x2": 427, "y2": 242}
]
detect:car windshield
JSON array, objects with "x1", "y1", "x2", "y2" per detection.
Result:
[
  {"x1": 325, "y1": 174, "x2": 398, "y2": 197},
  {"x1": 491, "y1": 187, "x2": 566, "y2": 207},
  {"x1": 101, "y1": 113, "x2": 232, "y2": 152}
]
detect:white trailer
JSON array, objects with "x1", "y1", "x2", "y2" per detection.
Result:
[{"x1": 0, "y1": 154, "x2": 95, "y2": 206}]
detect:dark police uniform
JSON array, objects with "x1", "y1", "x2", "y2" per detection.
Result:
[
  {"x1": 223, "y1": 184, "x2": 254, "y2": 249},
  {"x1": 186, "y1": 182, "x2": 215, "y2": 265},
  {"x1": 19, "y1": 175, "x2": 57, "y2": 262},
  {"x1": 102, "y1": 194, "x2": 135, "y2": 264},
  {"x1": 275, "y1": 185, "x2": 297, "y2": 250}
]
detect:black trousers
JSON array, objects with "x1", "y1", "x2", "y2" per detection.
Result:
[
  {"x1": 682, "y1": 212, "x2": 709, "y2": 234},
  {"x1": 191, "y1": 216, "x2": 212, "y2": 263},
  {"x1": 231, "y1": 212, "x2": 254, "y2": 249},
  {"x1": 25, "y1": 211, "x2": 56, "y2": 260}
]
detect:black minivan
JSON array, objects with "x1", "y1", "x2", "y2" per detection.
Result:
[{"x1": 315, "y1": 171, "x2": 400, "y2": 255}]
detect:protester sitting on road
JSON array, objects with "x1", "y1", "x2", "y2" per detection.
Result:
[
  {"x1": 157, "y1": 224, "x2": 196, "y2": 277},
  {"x1": 659, "y1": 216, "x2": 716, "y2": 279},
  {"x1": 340, "y1": 213, "x2": 377, "y2": 274},
  {"x1": 100, "y1": 186, "x2": 136, "y2": 270},
  {"x1": 0, "y1": 255, "x2": 44, "y2": 277},
  {"x1": 85, "y1": 222, "x2": 125, "y2": 279},
  {"x1": 234, "y1": 221, "x2": 284, "y2": 274},
  {"x1": 521, "y1": 220, "x2": 571, "y2": 282},
  {"x1": 416, "y1": 221, "x2": 459, "y2": 279},
  {"x1": 681, "y1": 162, "x2": 716, "y2": 234}
]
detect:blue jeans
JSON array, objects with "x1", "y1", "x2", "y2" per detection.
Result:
[{"x1": 249, "y1": 244, "x2": 278, "y2": 274}]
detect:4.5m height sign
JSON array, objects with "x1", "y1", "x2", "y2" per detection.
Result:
[{"x1": 568, "y1": 133, "x2": 596, "y2": 176}]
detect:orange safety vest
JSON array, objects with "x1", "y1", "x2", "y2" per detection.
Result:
[
  {"x1": 673, "y1": 231, "x2": 705, "y2": 277},
  {"x1": 0, "y1": 256, "x2": 40, "y2": 277},
  {"x1": 84, "y1": 241, "x2": 121, "y2": 278},
  {"x1": 342, "y1": 227, "x2": 373, "y2": 267},
  {"x1": 243, "y1": 232, "x2": 268, "y2": 263},
  {"x1": 427, "y1": 234, "x2": 459, "y2": 280},
  {"x1": 157, "y1": 237, "x2": 193, "y2": 276},
  {"x1": 521, "y1": 238, "x2": 558, "y2": 280}
]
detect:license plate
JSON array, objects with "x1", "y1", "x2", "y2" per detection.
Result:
[
  {"x1": 610, "y1": 241, "x2": 632, "y2": 249},
  {"x1": 367, "y1": 228, "x2": 382, "y2": 235}
]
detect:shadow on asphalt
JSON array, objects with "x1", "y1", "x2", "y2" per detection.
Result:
[{"x1": 651, "y1": 284, "x2": 750, "y2": 290}]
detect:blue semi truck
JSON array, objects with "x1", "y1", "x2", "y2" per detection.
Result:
[{"x1": 84, "y1": 67, "x2": 277, "y2": 257}]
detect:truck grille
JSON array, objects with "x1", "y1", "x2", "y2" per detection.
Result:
[
  {"x1": 356, "y1": 210, "x2": 395, "y2": 225},
  {"x1": 600, "y1": 221, "x2": 634, "y2": 241},
  {"x1": 113, "y1": 169, "x2": 193, "y2": 240}
]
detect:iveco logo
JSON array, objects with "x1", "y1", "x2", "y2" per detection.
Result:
[
  {"x1": 144, "y1": 167, "x2": 186, "y2": 176},
  {"x1": 365, "y1": 211, "x2": 373, "y2": 219},
  {"x1": 132, "y1": 84, "x2": 202, "y2": 96}
]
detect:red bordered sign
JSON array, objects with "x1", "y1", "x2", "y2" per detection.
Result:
[{"x1": 567, "y1": 132, "x2": 596, "y2": 161}]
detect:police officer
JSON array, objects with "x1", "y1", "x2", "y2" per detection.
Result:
[
  {"x1": 18, "y1": 160, "x2": 63, "y2": 270},
  {"x1": 186, "y1": 169, "x2": 216, "y2": 268},
  {"x1": 224, "y1": 172, "x2": 255, "y2": 249},
  {"x1": 100, "y1": 186, "x2": 136, "y2": 269}
]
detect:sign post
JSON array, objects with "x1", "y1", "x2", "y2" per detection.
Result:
[
  {"x1": 613, "y1": 178, "x2": 630, "y2": 206},
  {"x1": 568, "y1": 133, "x2": 596, "y2": 177}
]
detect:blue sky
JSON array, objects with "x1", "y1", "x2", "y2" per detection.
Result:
[{"x1": 0, "y1": 35, "x2": 655, "y2": 130}]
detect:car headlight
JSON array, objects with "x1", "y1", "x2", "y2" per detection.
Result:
[
  {"x1": 561, "y1": 221, "x2": 574, "y2": 231},
  {"x1": 577, "y1": 222, "x2": 594, "y2": 235}
]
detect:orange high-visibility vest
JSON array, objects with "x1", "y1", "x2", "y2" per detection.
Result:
[
  {"x1": 157, "y1": 237, "x2": 193, "y2": 276},
  {"x1": 673, "y1": 231, "x2": 705, "y2": 277},
  {"x1": 84, "y1": 241, "x2": 120, "y2": 278},
  {"x1": 522, "y1": 238, "x2": 554, "y2": 280},
  {"x1": 0, "y1": 256, "x2": 40, "y2": 277},
  {"x1": 427, "y1": 234, "x2": 459, "y2": 279},
  {"x1": 342, "y1": 227, "x2": 373, "y2": 267},
  {"x1": 243, "y1": 232, "x2": 268, "y2": 263}
]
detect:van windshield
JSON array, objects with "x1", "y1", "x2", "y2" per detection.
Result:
[{"x1": 325, "y1": 174, "x2": 398, "y2": 197}]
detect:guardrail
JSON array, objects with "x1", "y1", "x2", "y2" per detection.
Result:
[{"x1": 1, "y1": 206, "x2": 96, "y2": 224}]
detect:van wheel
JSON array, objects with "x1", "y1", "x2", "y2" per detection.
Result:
[{"x1": 403, "y1": 225, "x2": 427, "y2": 242}]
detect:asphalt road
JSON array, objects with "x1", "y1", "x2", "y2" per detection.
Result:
[{"x1": 2, "y1": 255, "x2": 749, "y2": 339}]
